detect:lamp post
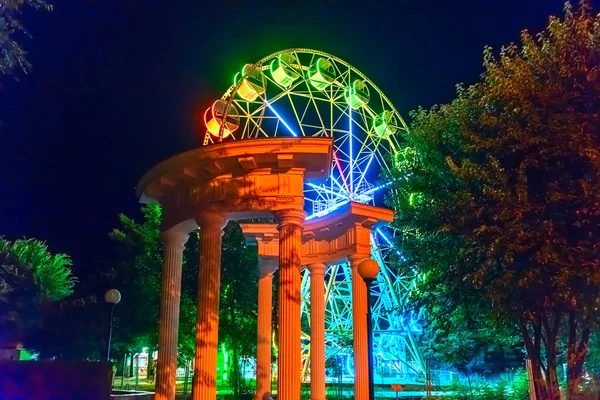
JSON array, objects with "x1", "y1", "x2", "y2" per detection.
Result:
[
  {"x1": 358, "y1": 258, "x2": 380, "y2": 400},
  {"x1": 105, "y1": 289, "x2": 121, "y2": 362}
]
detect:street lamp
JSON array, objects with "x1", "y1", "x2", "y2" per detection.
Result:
[
  {"x1": 358, "y1": 258, "x2": 380, "y2": 400},
  {"x1": 105, "y1": 289, "x2": 121, "y2": 361}
]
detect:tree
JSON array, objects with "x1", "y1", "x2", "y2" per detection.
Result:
[
  {"x1": 0, "y1": 237, "x2": 75, "y2": 354},
  {"x1": 0, "y1": 250, "x2": 42, "y2": 347},
  {"x1": 0, "y1": 237, "x2": 75, "y2": 301},
  {"x1": 421, "y1": 302, "x2": 523, "y2": 383},
  {"x1": 110, "y1": 204, "x2": 167, "y2": 354},
  {"x1": 0, "y1": 0, "x2": 52, "y2": 76},
  {"x1": 219, "y1": 223, "x2": 258, "y2": 396},
  {"x1": 110, "y1": 205, "x2": 258, "y2": 390},
  {"x1": 389, "y1": 2, "x2": 600, "y2": 399},
  {"x1": 29, "y1": 291, "x2": 105, "y2": 360}
]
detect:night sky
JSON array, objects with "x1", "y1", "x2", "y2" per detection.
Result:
[{"x1": 0, "y1": 0, "x2": 573, "y2": 277}]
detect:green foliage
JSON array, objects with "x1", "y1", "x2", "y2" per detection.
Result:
[
  {"x1": 0, "y1": 236, "x2": 75, "y2": 354},
  {"x1": 441, "y1": 371, "x2": 529, "y2": 400},
  {"x1": 219, "y1": 223, "x2": 258, "y2": 396},
  {"x1": 0, "y1": 0, "x2": 52, "y2": 76},
  {"x1": 29, "y1": 292, "x2": 105, "y2": 359},
  {"x1": 179, "y1": 230, "x2": 199, "y2": 363},
  {"x1": 0, "y1": 250, "x2": 42, "y2": 344},
  {"x1": 0, "y1": 237, "x2": 75, "y2": 301},
  {"x1": 422, "y1": 302, "x2": 523, "y2": 376},
  {"x1": 585, "y1": 331, "x2": 600, "y2": 371},
  {"x1": 109, "y1": 204, "x2": 259, "y2": 385},
  {"x1": 389, "y1": 2, "x2": 600, "y2": 398},
  {"x1": 110, "y1": 204, "x2": 174, "y2": 353}
]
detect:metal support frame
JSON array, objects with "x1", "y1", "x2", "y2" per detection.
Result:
[{"x1": 205, "y1": 48, "x2": 426, "y2": 385}]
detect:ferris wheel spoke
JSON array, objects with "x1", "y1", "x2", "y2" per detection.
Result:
[
  {"x1": 374, "y1": 144, "x2": 395, "y2": 173},
  {"x1": 333, "y1": 103, "x2": 374, "y2": 139},
  {"x1": 283, "y1": 92, "x2": 306, "y2": 137},
  {"x1": 305, "y1": 186, "x2": 336, "y2": 204},
  {"x1": 306, "y1": 199, "x2": 350, "y2": 220},
  {"x1": 306, "y1": 182, "x2": 349, "y2": 201},
  {"x1": 303, "y1": 82, "x2": 328, "y2": 136},
  {"x1": 331, "y1": 150, "x2": 351, "y2": 192},
  {"x1": 264, "y1": 101, "x2": 298, "y2": 137},
  {"x1": 353, "y1": 154, "x2": 375, "y2": 197},
  {"x1": 329, "y1": 174, "x2": 349, "y2": 195},
  {"x1": 241, "y1": 113, "x2": 270, "y2": 138},
  {"x1": 330, "y1": 106, "x2": 349, "y2": 137}
]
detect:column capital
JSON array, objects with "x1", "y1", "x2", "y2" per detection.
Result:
[
  {"x1": 307, "y1": 263, "x2": 326, "y2": 275},
  {"x1": 348, "y1": 254, "x2": 370, "y2": 267},
  {"x1": 274, "y1": 209, "x2": 306, "y2": 229},
  {"x1": 160, "y1": 229, "x2": 190, "y2": 250},
  {"x1": 258, "y1": 257, "x2": 278, "y2": 275},
  {"x1": 196, "y1": 212, "x2": 227, "y2": 231}
]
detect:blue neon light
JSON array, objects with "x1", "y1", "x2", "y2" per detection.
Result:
[
  {"x1": 345, "y1": 354, "x2": 355, "y2": 377},
  {"x1": 265, "y1": 101, "x2": 297, "y2": 137},
  {"x1": 376, "y1": 228, "x2": 405, "y2": 260},
  {"x1": 307, "y1": 182, "x2": 347, "y2": 199},
  {"x1": 349, "y1": 107, "x2": 353, "y2": 194},
  {"x1": 354, "y1": 154, "x2": 374, "y2": 194},
  {"x1": 306, "y1": 200, "x2": 349, "y2": 220},
  {"x1": 360, "y1": 180, "x2": 392, "y2": 197},
  {"x1": 330, "y1": 175, "x2": 349, "y2": 195}
]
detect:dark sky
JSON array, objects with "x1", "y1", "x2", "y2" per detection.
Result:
[{"x1": 0, "y1": 0, "x2": 572, "y2": 275}]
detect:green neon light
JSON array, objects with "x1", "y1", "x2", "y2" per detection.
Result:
[
  {"x1": 270, "y1": 53, "x2": 300, "y2": 87},
  {"x1": 394, "y1": 147, "x2": 418, "y2": 171},
  {"x1": 221, "y1": 343, "x2": 228, "y2": 381},
  {"x1": 344, "y1": 80, "x2": 370, "y2": 110},
  {"x1": 272, "y1": 331, "x2": 278, "y2": 356},
  {"x1": 308, "y1": 58, "x2": 335, "y2": 91},
  {"x1": 236, "y1": 64, "x2": 266, "y2": 101},
  {"x1": 408, "y1": 192, "x2": 424, "y2": 206},
  {"x1": 373, "y1": 110, "x2": 397, "y2": 138}
]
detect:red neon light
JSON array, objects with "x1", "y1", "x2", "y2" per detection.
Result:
[
  {"x1": 332, "y1": 149, "x2": 350, "y2": 192},
  {"x1": 324, "y1": 129, "x2": 350, "y2": 193}
]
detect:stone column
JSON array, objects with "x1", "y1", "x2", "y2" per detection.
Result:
[
  {"x1": 275, "y1": 209, "x2": 306, "y2": 400},
  {"x1": 308, "y1": 263, "x2": 327, "y2": 400},
  {"x1": 349, "y1": 254, "x2": 369, "y2": 400},
  {"x1": 155, "y1": 228, "x2": 190, "y2": 400},
  {"x1": 192, "y1": 213, "x2": 227, "y2": 400},
  {"x1": 255, "y1": 258, "x2": 277, "y2": 400}
]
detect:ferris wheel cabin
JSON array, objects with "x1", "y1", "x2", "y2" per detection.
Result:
[
  {"x1": 308, "y1": 57, "x2": 336, "y2": 91},
  {"x1": 235, "y1": 64, "x2": 267, "y2": 101},
  {"x1": 204, "y1": 100, "x2": 240, "y2": 138},
  {"x1": 345, "y1": 79, "x2": 370, "y2": 109},
  {"x1": 270, "y1": 53, "x2": 301, "y2": 87},
  {"x1": 374, "y1": 110, "x2": 398, "y2": 138}
]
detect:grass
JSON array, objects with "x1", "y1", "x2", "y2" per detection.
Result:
[{"x1": 112, "y1": 376, "x2": 429, "y2": 395}]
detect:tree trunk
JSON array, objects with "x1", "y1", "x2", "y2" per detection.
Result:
[
  {"x1": 546, "y1": 351, "x2": 561, "y2": 400},
  {"x1": 519, "y1": 316, "x2": 548, "y2": 400},
  {"x1": 542, "y1": 311, "x2": 561, "y2": 400},
  {"x1": 531, "y1": 355, "x2": 548, "y2": 400},
  {"x1": 466, "y1": 373, "x2": 473, "y2": 397},
  {"x1": 567, "y1": 311, "x2": 591, "y2": 400}
]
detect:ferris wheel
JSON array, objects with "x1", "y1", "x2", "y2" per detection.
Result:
[{"x1": 203, "y1": 49, "x2": 424, "y2": 381}]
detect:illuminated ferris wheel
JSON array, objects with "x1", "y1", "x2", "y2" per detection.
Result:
[{"x1": 203, "y1": 49, "x2": 425, "y2": 381}]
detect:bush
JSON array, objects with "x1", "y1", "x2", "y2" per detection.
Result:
[{"x1": 440, "y1": 370, "x2": 530, "y2": 400}]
